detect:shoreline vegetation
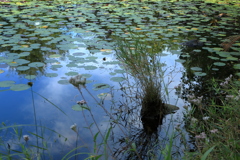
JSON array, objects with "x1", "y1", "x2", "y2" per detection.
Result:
[{"x1": 0, "y1": 0, "x2": 239, "y2": 159}]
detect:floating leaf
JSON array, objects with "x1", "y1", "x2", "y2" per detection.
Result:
[
  {"x1": 110, "y1": 77, "x2": 125, "y2": 82},
  {"x1": 17, "y1": 66, "x2": 30, "y2": 71},
  {"x1": 212, "y1": 48, "x2": 223, "y2": 51},
  {"x1": 0, "y1": 81, "x2": 15, "y2": 87},
  {"x1": 66, "y1": 63, "x2": 78, "y2": 67},
  {"x1": 100, "y1": 49, "x2": 112, "y2": 52},
  {"x1": 226, "y1": 57, "x2": 238, "y2": 61},
  {"x1": 51, "y1": 65, "x2": 63, "y2": 69},
  {"x1": 49, "y1": 54, "x2": 61, "y2": 58},
  {"x1": 213, "y1": 62, "x2": 225, "y2": 66},
  {"x1": 191, "y1": 67, "x2": 202, "y2": 71},
  {"x1": 72, "y1": 104, "x2": 87, "y2": 111},
  {"x1": 208, "y1": 56, "x2": 219, "y2": 60},
  {"x1": 58, "y1": 80, "x2": 69, "y2": 85},
  {"x1": 175, "y1": 59, "x2": 185, "y2": 63},
  {"x1": 45, "y1": 73, "x2": 58, "y2": 77},
  {"x1": 19, "y1": 52, "x2": 30, "y2": 57},
  {"x1": 114, "y1": 69, "x2": 125, "y2": 73},
  {"x1": 84, "y1": 66, "x2": 98, "y2": 70},
  {"x1": 194, "y1": 72, "x2": 207, "y2": 76},
  {"x1": 93, "y1": 83, "x2": 110, "y2": 90},
  {"x1": 28, "y1": 62, "x2": 45, "y2": 67},
  {"x1": 10, "y1": 84, "x2": 30, "y2": 91},
  {"x1": 109, "y1": 72, "x2": 116, "y2": 76},
  {"x1": 81, "y1": 74, "x2": 92, "y2": 78},
  {"x1": 73, "y1": 52, "x2": 85, "y2": 56},
  {"x1": 0, "y1": 69, "x2": 4, "y2": 73},
  {"x1": 25, "y1": 75, "x2": 36, "y2": 79},
  {"x1": 97, "y1": 93, "x2": 112, "y2": 100},
  {"x1": 234, "y1": 64, "x2": 240, "y2": 69},
  {"x1": 65, "y1": 71, "x2": 78, "y2": 76},
  {"x1": 15, "y1": 59, "x2": 30, "y2": 65}
]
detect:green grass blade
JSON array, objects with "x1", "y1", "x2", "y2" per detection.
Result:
[
  {"x1": 28, "y1": 131, "x2": 44, "y2": 139},
  {"x1": 201, "y1": 146, "x2": 216, "y2": 160},
  {"x1": 61, "y1": 145, "x2": 85, "y2": 160},
  {"x1": 33, "y1": 91, "x2": 68, "y2": 117},
  {"x1": 29, "y1": 145, "x2": 47, "y2": 150}
]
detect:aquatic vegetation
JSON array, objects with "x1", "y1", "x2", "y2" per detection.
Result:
[{"x1": 0, "y1": 0, "x2": 239, "y2": 159}]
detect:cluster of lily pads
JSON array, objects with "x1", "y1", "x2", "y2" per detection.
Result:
[{"x1": 0, "y1": 0, "x2": 239, "y2": 92}]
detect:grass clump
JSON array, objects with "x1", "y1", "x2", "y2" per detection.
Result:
[{"x1": 115, "y1": 33, "x2": 167, "y2": 130}]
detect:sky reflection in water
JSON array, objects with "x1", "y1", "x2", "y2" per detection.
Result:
[{"x1": 0, "y1": 33, "x2": 186, "y2": 158}]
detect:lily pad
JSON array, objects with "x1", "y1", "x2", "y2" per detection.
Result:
[
  {"x1": 0, "y1": 81, "x2": 15, "y2": 87},
  {"x1": 49, "y1": 54, "x2": 61, "y2": 58},
  {"x1": 234, "y1": 64, "x2": 240, "y2": 69},
  {"x1": 81, "y1": 74, "x2": 92, "y2": 78},
  {"x1": 28, "y1": 62, "x2": 45, "y2": 67},
  {"x1": 93, "y1": 83, "x2": 110, "y2": 90},
  {"x1": 25, "y1": 75, "x2": 36, "y2": 79},
  {"x1": 72, "y1": 104, "x2": 88, "y2": 111},
  {"x1": 191, "y1": 67, "x2": 202, "y2": 71},
  {"x1": 213, "y1": 62, "x2": 225, "y2": 66},
  {"x1": 194, "y1": 72, "x2": 207, "y2": 76},
  {"x1": 110, "y1": 77, "x2": 125, "y2": 82},
  {"x1": 165, "y1": 104, "x2": 179, "y2": 114},
  {"x1": 58, "y1": 80, "x2": 70, "y2": 85},
  {"x1": 84, "y1": 66, "x2": 98, "y2": 70},
  {"x1": 97, "y1": 93, "x2": 112, "y2": 100},
  {"x1": 73, "y1": 52, "x2": 85, "y2": 56},
  {"x1": 17, "y1": 66, "x2": 30, "y2": 71},
  {"x1": 19, "y1": 52, "x2": 30, "y2": 57},
  {"x1": 10, "y1": 84, "x2": 30, "y2": 91},
  {"x1": 15, "y1": 59, "x2": 30, "y2": 65},
  {"x1": 45, "y1": 73, "x2": 58, "y2": 77},
  {"x1": 0, "y1": 69, "x2": 4, "y2": 73},
  {"x1": 65, "y1": 72, "x2": 78, "y2": 76}
]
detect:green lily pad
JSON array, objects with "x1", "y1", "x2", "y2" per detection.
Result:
[
  {"x1": 93, "y1": 83, "x2": 110, "y2": 90},
  {"x1": 97, "y1": 93, "x2": 112, "y2": 100},
  {"x1": 191, "y1": 67, "x2": 202, "y2": 71},
  {"x1": 213, "y1": 62, "x2": 225, "y2": 66},
  {"x1": 58, "y1": 80, "x2": 70, "y2": 85},
  {"x1": 19, "y1": 52, "x2": 30, "y2": 57},
  {"x1": 234, "y1": 64, "x2": 240, "y2": 69},
  {"x1": 84, "y1": 66, "x2": 98, "y2": 70},
  {"x1": 165, "y1": 104, "x2": 179, "y2": 114},
  {"x1": 73, "y1": 52, "x2": 85, "y2": 56},
  {"x1": 114, "y1": 69, "x2": 125, "y2": 73},
  {"x1": 66, "y1": 63, "x2": 78, "y2": 67},
  {"x1": 0, "y1": 81, "x2": 15, "y2": 87},
  {"x1": 110, "y1": 77, "x2": 125, "y2": 82},
  {"x1": 81, "y1": 74, "x2": 92, "y2": 78},
  {"x1": 49, "y1": 54, "x2": 61, "y2": 58},
  {"x1": 194, "y1": 72, "x2": 207, "y2": 76},
  {"x1": 45, "y1": 73, "x2": 58, "y2": 77},
  {"x1": 25, "y1": 75, "x2": 36, "y2": 79},
  {"x1": 65, "y1": 72, "x2": 78, "y2": 76},
  {"x1": 28, "y1": 62, "x2": 45, "y2": 67},
  {"x1": 15, "y1": 59, "x2": 30, "y2": 65},
  {"x1": 72, "y1": 104, "x2": 88, "y2": 111},
  {"x1": 175, "y1": 59, "x2": 186, "y2": 63},
  {"x1": 109, "y1": 72, "x2": 116, "y2": 76},
  {"x1": 17, "y1": 66, "x2": 30, "y2": 71},
  {"x1": 10, "y1": 84, "x2": 30, "y2": 91},
  {"x1": 0, "y1": 69, "x2": 4, "y2": 74}
]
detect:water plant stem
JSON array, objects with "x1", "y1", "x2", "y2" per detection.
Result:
[{"x1": 30, "y1": 85, "x2": 39, "y2": 155}]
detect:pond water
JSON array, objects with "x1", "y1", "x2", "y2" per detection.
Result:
[{"x1": 0, "y1": 0, "x2": 239, "y2": 159}]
